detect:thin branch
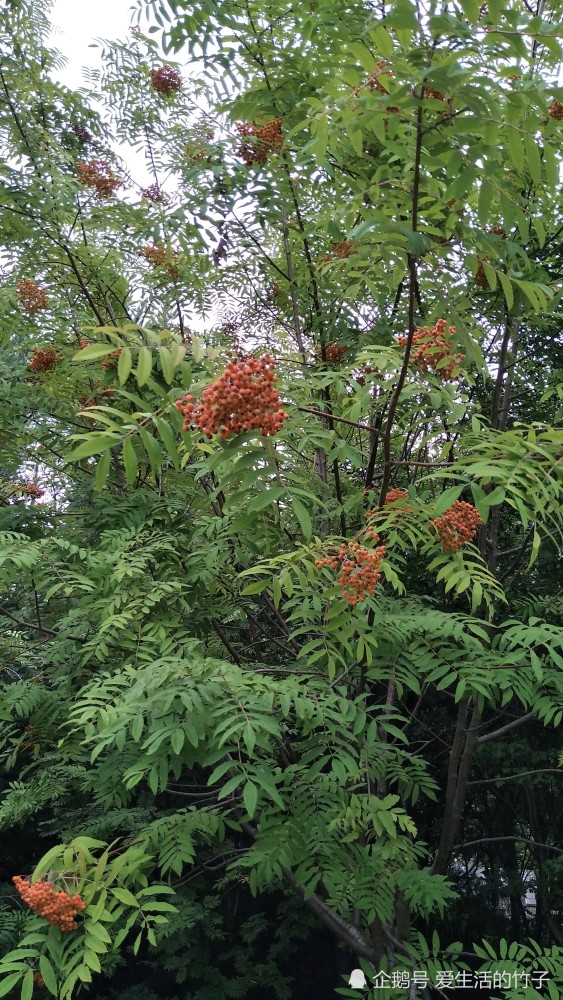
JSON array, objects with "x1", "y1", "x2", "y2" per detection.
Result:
[
  {"x1": 476, "y1": 711, "x2": 536, "y2": 745},
  {"x1": 454, "y1": 836, "x2": 563, "y2": 856}
]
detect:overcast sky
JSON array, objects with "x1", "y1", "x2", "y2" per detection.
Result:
[{"x1": 49, "y1": 0, "x2": 138, "y2": 89}]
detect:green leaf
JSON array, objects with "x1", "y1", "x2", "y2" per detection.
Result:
[
  {"x1": 159, "y1": 346, "x2": 175, "y2": 384},
  {"x1": 247, "y1": 487, "x2": 286, "y2": 513},
  {"x1": 20, "y1": 970, "x2": 33, "y2": 1000},
  {"x1": 111, "y1": 886, "x2": 140, "y2": 907},
  {"x1": 94, "y1": 449, "x2": 111, "y2": 490},
  {"x1": 136, "y1": 346, "x2": 153, "y2": 387},
  {"x1": 72, "y1": 343, "x2": 115, "y2": 362},
  {"x1": 139, "y1": 427, "x2": 163, "y2": 475},
  {"x1": 67, "y1": 434, "x2": 121, "y2": 463},
  {"x1": 433, "y1": 484, "x2": 465, "y2": 516},
  {"x1": 122, "y1": 437, "x2": 138, "y2": 485},
  {"x1": 243, "y1": 780, "x2": 258, "y2": 818},
  {"x1": 38, "y1": 957, "x2": 58, "y2": 997},
  {"x1": 291, "y1": 496, "x2": 312, "y2": 539},
  {"x1": 118, "y1": 347, "x2": 133, "y2": 384},
  {"x1": 0, "y1": 974, "x2": 25, "y2": 998},
  {"x1": 497, "y1": 271, "x2": 514, "y2": 310}
]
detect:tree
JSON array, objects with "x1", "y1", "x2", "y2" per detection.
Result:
[{"x1": 0, "y1": 0, "x2": 562, "y2": 997}]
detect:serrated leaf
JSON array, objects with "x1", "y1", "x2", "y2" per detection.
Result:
[
  {"x1": 122, "y1": 437, "x2": 138, "y2": 485},
  {"x1": 72, "y1": 344, "x2": 115, "y2": 362},
  {"x1": 94, "y1": 449, "x2": 111, "y2": 490},
  {"x1": 38, "y1": 956, "x2": 58, "y2": 997},
  {"x1": 111, "y1": 887, "x2": 139, "y2": 907},
  {"x1": 243, "y1": 780, "x2": 258, "y2": 818},
  {"x1": 67, "y1": 434, "x2": 121, "y2": 463},
  {"x1": 0, "y1": 974, "x2": 25, "y2": 998},
  {"x1": 118, "y1": 347, "x2": 133, "y2": 384},
  {"x1": 20, "y1": 970, "x2": 33, "y2": 1000},
  {"x1": 136, "y1": 346, "x2": 153, "y2": 387},
  {"x1": 291, "y1": 496, "x2": 312, "y2": 539},
  {"x1": 159, "y1": 346, "x2": 175, "y2": 383}
]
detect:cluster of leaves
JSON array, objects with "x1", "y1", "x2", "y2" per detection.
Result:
[{"x1": 0, "y1": 0, "x2": 562, "y2": 997}]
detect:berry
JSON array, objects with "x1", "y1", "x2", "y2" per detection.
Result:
[
  {"x1": 70, "y1": 122, "x2": 92, "y2": 144},
  {"x1": 142, "y1": 243, "x2": 180, "y2": 280},
  {"x1": 423, "y1": 87, "x2": 445, "y2": 100},
  {"x1": 100, "y1": 348, "x2": 122, "y2": 371},
  {"x1": 548, "y1": 99, "x2": 563, "y2": 120},
  {"x1": 29, "y1": 347, "x2": 58, "y2": 373},
  {"x1": 150, "y1": 65, "x2": 182, "y2": 95},
  {"x1": 141, "y1": 183, "x2": 167, "y2": 203},
  {"x1": 315, "y1": 538, "x2": 386, "y2": 606},
  {"x1": 175, "y1": 354, "x2": 288, "y2": 439},
  {"x1": 355, "y1": 60, "x2": 394, "y2": 96},
  {"x1": 12, "y1": 875, "x2": 86, "y2": 932},
  {"x1": 235, "y1": 119, "x2": 283, "y2": 167},
  {"x1": 331, "y1": 240, "x2": 355, "y2": 259},
  {"x1": 475, "y1": 259, "x2": 488, "y2": 287},
  {"x1": 320, "y1": 342, "x2": 347, "y2": 365},
  {"x1": 397, "y1": 319, "x2": 464, "y2": 382},
  {"x1": 432, "y1": 501, "x2": 482, "y2": 552},
  {"x1": 33, "y1": 973, "x2": 45, "y2": 988},
  {"x1": 77, "y1": 159, "x2": 123, "y2": 199},
  {"x1": 17, "y1": 279, "x2": 48, "y2": 314},
  {"x1": 384, "y1": 488, "x2": 411, "y2": 510}
]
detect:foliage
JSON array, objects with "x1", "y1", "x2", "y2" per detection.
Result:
[{"x1": 0, "y1": 0, "x2": 562, "y2": 997}]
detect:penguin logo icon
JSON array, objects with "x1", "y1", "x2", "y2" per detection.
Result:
[{"x1": 349, "y1": 969, "x2": 367, "y2": 988}]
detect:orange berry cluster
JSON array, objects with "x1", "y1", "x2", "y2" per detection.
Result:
[
  {"x1": 385, "y1": 488, "x2": 410, "y2": 506},
  {"x1": 423, "y1": 87, "x2": 445, "y2": 100},
  {"x1": 432, "y1": 501, "x2": 482, "y2": 552},
  {"x1": 322, "y1": 342, "x2": 347, "y2": 365},
  {"x1": 77, "y1": 159, "x2": 123, "y2": 199},
  {"x1": 150, "y1": 65, "x2": 182, "y2": 95},
  {"x1": 398, "y1": 319, "x2": 464, "y2": 381},
  {"x1": 315, "y1": 538, "x2": 386, "y2": 606},
  {"x1": 235, "y1": 119, "x2": 284, "y2": 167},
  {"x1": 100, "y1": 348, "x2": 122, "y2": 370},
  {"x1": 485, "y1": 226, "x2": 506, "y2": 237},
  {"x1": 78, "y1": 339, "x2": 91, "y2": 350},
  {"x1": 141, "y1": 183, "x2": 167, "y2": 203},
  {"x1": 13, "y1": 482, "x2": 45, "y2": 499},
  {"x1": 355, "y1": 60, "x2": 394, "y2": 95},
  {"x1": 12, "y1": 876, "x2": 86, "y2": 931},
  {"x1": 29, "y1": 347, "x2": 59, "y2": 373},
  {"x1": 548, "y1": 99, "x2": 563, "y2": 120},
  {"x1": 331, "y1": 240, "x2": 356, "y2": 259},
  {"x1": 33, "y1": 973, "x2": 45, "y2": 987},
  {"x1": 142, "y1": 244, "x2": 180, "y2": 279},
  {"x1": 175, "y1": 355, "x2": 288, "y2": 439},
  {"x1": 17, "y1": 279, "x2": 48, "y2": 314}
]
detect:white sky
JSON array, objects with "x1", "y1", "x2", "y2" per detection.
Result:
[{"x1": 49, "y1": 0, "x2": 138, "y2": 90}]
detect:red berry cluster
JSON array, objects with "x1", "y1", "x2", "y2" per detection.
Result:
[
  {"x1": 29, "y1": 347, "x2": 59, "y2": 373},
  {"x1": 331, "y1": 240, "x2": 356, "y2": 259},
  {"x1": 78, "y1": 339, "x2": 91, "y2": 350},
  {"x1": 141, "y1": 183, "x2": 167, "y2": 203},
  {"x1": 150, "y1": 65, "x2": 182, "y2": 95},
  {"x1": 475, "y1": 259, "x2": 488, "y2": 287},
  {"x1": 423, "y1": 87, "x2": 445, "y2": 100},
  {"x1": 100, "y1": 348, "x2": 122, "y2": 370},
  {"x1": 485, "y1": 226, "x2": 506, "y2": 237},
  {"x1": 355, "y1": 60, "x2": 394, "y2": 95},
  {"x1": 77, "y1": 159, "x2": 123, "y2": 199},
  {"x1": 397, "y1": 318, "x2": 464, "y2": 381},
  {"x1": 321, "y1": 342, "x2": 347, "y2": 365},
  {"x1": 315, "y1": 538, "x2": 386, "y2": 606},
  {"x1": 548, "y1": 99, "x2": 563, "y2": 120},
  {"x1": 12, "y1": 482, "x2": 45, "y2": 500},
  {"x1": 385, "y1": 488, "x2": 411, "y2": 507},
  {"x1": 70, "y1": 122, "x2": 92, "y2": 144},
  {"x1": 17, "y1": 279, "x2": 48, "y2": 314},
  {"x1": 432, "y1": 501, "x2": 482, "y2": 552},
  {"x1": 33, "y1": 973, "x2": 45, "y2": 987},
  {"x1": 142, "y1": 244, "x2": 180, "y2": 280},
  {"x1": 235, "y1": 119, "x2": 284, "y2": 167},
  {"x1": 175, "y1": 355, "x2": 288, "y2": 439},
  {"x1": 12, "y1": 876, "x2": 86, "y2": 931}
]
